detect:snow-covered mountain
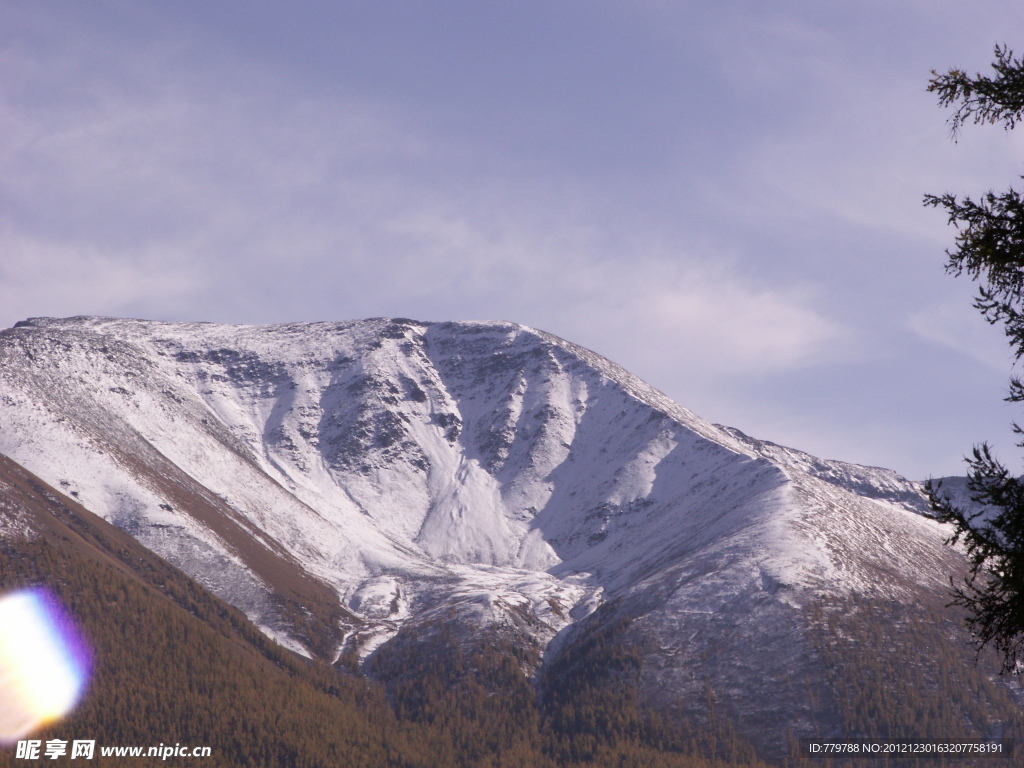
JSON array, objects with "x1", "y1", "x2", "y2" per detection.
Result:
[{"x1": 0, "y1": 316, "x2": 995, "y2": 753}]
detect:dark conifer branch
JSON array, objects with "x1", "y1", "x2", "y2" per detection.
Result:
[
  {"x1": 927, "y1": 44, "x2": 1024, "y2": 674},
  {"x1": 928, "y1": 45, "x2": 1024, "y2": 136}
]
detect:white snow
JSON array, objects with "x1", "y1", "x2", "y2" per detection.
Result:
[{"x1": 0, "y1": 316, "x2": 966, "y2": 660}]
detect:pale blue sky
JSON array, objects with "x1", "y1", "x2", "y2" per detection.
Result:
[{"x1": 3, "y1": 1, "x2": 1024, "y2": 479}]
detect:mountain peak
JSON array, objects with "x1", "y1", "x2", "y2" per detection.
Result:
[{"x1": 0, "y1": 317, "x2": 959, "y2": 664}]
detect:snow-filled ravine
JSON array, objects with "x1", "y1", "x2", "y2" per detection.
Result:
[{"x1": 0, "y1": 316, "x2": 960, "y2": 660}]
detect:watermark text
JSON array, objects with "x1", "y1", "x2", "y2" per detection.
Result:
[{"x1": 14, "y1": 739, "x2": 211, "y2": 760}]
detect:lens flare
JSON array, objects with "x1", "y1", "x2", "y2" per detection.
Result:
[{"x1": 0, "y1": 588, "x2": 90, "y2": 742}]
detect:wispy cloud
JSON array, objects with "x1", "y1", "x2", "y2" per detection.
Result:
[
  {"x1": 906, "y1": 300, "x2": 1012, "y2": 371},
  {"x1": 0, "y1": 234, "x2": 202, "y2": 322},
  {"x1": 3, "y1": 1, "x2": 1024, "y2": 477},
  {"x1": 0, "y1": 10, "x2": 846, "y2": 382}
]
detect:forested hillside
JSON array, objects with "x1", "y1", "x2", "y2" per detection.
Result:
[{"x1": 0, "y1": 458, "x2": 762, "y2": 767}]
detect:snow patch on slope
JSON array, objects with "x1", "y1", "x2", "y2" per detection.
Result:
[{"x1": 0, "y1": 316, "x2": 961, "y2": 662}]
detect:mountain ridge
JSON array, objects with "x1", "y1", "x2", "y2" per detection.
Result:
[
  {"x1": 0, "y1": 316, "x2": 953, "y2": 647},
  {"x1": 2, "y1": 315, "x2": 1016, "y2": 761}
]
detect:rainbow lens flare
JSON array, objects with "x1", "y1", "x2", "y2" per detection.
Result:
[{"x1": 0, "y1": 588, "x2": 90, "y2": 742}]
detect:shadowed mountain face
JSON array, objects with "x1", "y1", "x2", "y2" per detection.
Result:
[{"x1": 0, "y1": 315, "x2": 1014, "y2": 760}]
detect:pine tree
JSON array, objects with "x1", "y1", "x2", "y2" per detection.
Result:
[{"x1": 925, "y1": 45, "x2": 1024, "y2": 673}]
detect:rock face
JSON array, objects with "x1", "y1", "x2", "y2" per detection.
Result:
[{"x1": 0, "y1": 315, "x2": 1001, "y2": 755}]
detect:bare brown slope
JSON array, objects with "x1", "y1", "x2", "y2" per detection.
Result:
[
  {"x1": 0, "y1": 451, "x2": 346, "y2": 658},
  {"x1": 0, "y1": 323, "x2": 351, "y2": 658},
  {"x1": 0, "y1": 454, "x2": 409, "y2": 768},
  {"x1": 0, "y1": 451, "x2": 168, "y2": 577}
]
